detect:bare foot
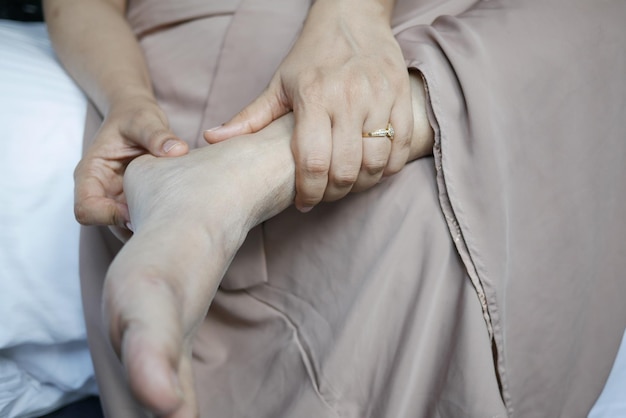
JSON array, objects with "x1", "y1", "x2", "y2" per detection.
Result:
[
  {"x1": 100, "y1": 72, "x2": 432, "y2": 417},
  {"x1": 103, "y1": 115, "x2": 295, "y2": 417}
]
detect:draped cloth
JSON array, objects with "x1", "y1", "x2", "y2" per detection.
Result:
[{"x1": 79, "y1": 0, "x2": 626, "y2": 416}]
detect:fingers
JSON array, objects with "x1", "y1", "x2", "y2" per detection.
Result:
[
  {"x1": 74, "y1": 101, "x2": 187, "y2": 227},
  {"x1": 384, "y1": 85, "x2": 413, "y2": 177},
  {"x1": 351, "y1": 105, "x2": 394, "y2": 194},
  {"x1": 293, "y1": 79, "x2": 393, "y2": 206},
  {"x1": 74, "y1": 194, "x2": 129, "y2": 226},
  {"x1": 292, "y1": 104, "x2": 332, "y2": 212},
  {"x1": 322, "y1": 114, "x2": 363, "y2": 201},
  {"x1": 352, "y1": 81, "x2": 413, "y2": 193},
  {"x1": 74, "y1": 160, "x2": 130, "y2": 226},
  {"x1": 204, "y1": 80, "x2": 290, "y2": 144},
  {"x1": 293, "y1": 95, "x2": 411, "y2": 207},
  {"x1": 291, "y1": 67, "x2": 413, "y2": 207}
]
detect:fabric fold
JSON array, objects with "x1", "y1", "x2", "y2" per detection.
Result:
[
  {"x1": 126, "y1": 0, "x2": 242, "y2": 38},
  {"x1": 395, "y1": 1, "x2": 626, "y2": 415}
]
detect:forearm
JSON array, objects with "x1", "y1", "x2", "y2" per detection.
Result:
[{"x1": 43, "y1": 0, "x2": 154, "y2": 115}]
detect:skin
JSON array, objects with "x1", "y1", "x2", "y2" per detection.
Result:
[
  {"x1": 106, "y1": 73, "x2": 433, "y2": 417},
  {"x1": 204, "y1": 0, "x2": 412, "y2": 212},
  {"x1": 44, "y1": 0, "x2": 409, "y2": 226},
  {"x1": 44, "y1": 0, "x2": 189, "y2": 227}
]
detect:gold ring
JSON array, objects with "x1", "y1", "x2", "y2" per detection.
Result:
[{"x1": 364, "y1": 123, "x2": 394, "y2": 140}]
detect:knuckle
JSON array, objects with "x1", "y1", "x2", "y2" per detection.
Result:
[
  {"x1": 300, "y1": 154, "x2": 330, "y2": 177},
  {"x1": 298, "y1": 88, "x2": 326, "y2": 109},
  {"x1": 369, "y1": 72, "x2": 389, "y2": 92},
  {"x1": 390, "y1": 123, "x2": 412, "y2": 149},
  {"x1": 296, "y1": 73, "x2": 334, "y2": 108},
  {"x1": 323, "y1": 187, "x2": 350, "y2": 203},
  {"x1": 384, "y1": 149, "x2": 409, "y2": 175},
  {"x1": 343, "y1": 75, "x2": 364, "y2": 96},
  {"x1": 395, "y1": 131, "x2": 412, "y2": 152},
  {"x1": 351, "y1": 176, "x2": 376, "y2": 194},
  {"x1": 74, "y1": 199, "x2": 117, "y2": 226},
  {"x1": 362, "y1": 156, "x2": 388, "y2": 175},
  {"x1": 73, "y1": 202, "x2": 89, "y2": 225},
  {"x1": 110, "y1": 210, "x2": 125, "y2": 228},
  {"x1": 298, "y1": 193, "x2": 322, "y2": 207},
  {"x1": 341, "y1": 74, "x2": 372, "y2": 104},
  {"x1": 384, "y1": 163, "x2": 402, "y2": 176},
  {"x1": 299, "y1": 78, "x2": 320, "y2": 97},
  {"x1": 73, "y1": 157, "x2": 94, "y2": 181},
  {"x1": 330, "y1": 168, "x2": 358, "y2": 188}
]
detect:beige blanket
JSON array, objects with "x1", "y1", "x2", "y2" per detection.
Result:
[{"x1": 79, "y1": 0, "x2": 626, "y2": 416}]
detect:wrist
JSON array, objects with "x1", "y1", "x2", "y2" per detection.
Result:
[
  {"x1": 103, "y1": 82, "x2": 156, "y2": 114},
  {"x1": 408, "y1": 70, "x2": 434, "y2": 161},
  {"x1": 105, "y1": 88, "x2": 158, "y2": 116}
]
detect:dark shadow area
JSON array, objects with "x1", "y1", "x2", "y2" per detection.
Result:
[
  {"x1": 38, "y1": 396, "x2": 104, "y2": 418},
  {"x1": 0, "y1": 0, "x2": 44, "y2": 22}
]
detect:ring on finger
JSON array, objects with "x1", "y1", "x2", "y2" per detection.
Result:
[{"x1": 363, "y1": 123, "x2": 394, "y2": 141}]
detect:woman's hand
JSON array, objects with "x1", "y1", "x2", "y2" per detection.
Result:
[
  {"x1": 204, "y1": 0, "x2": 412, "y2": 212},
  {"x1": 74, "y1": 96, "x2": 187, "y2": 227},
  {"x1": 44, "y1": 0, "x2": 189, "y2": 227}
]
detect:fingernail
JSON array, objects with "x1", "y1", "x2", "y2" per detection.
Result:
[
  {"x1": 125, "y1": 221, "x2": 134, "y2": 232},
  {"x1": 204, "y1": 125, "x2": 223, "y2": 133},
  {"x1": 163, "y1": 139, "x2": 183, "y2": 153},
  {"x1": 298, "y1": 206, "x2": 314, "y2": 213}
]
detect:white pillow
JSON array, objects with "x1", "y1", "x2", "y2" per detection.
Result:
[{"x1": 0, "y1": 20, "x2": 96, "y2": 417}]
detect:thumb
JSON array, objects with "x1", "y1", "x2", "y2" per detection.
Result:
[
  {"x1": 123, "y1": 111, "x2": 188, "y2": 157},
  {"x1": 204, "y1": 83, "x2": 290, "y2": 143}
]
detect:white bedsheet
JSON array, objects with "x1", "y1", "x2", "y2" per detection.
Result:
[
  {"x1": 0, "y1": 20, "x2": 96, "y2": 417},
  {"x1": 588, "y1": 330, "x2": 626, "y2": 418}
]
